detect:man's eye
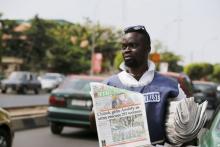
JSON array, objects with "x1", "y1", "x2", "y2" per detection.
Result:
[
  {"x1": 122, "y1": 44, "x2": 127, "y2": 50},
  {"x1": 129, "y1": 43, "x2": 138, "y2": 48}
]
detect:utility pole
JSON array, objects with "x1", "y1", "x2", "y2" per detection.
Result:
[
  {"x1": 90, "y1": 27, "x2": 96, "y2": 76},
  {"x1": 90, "y1": 0, "x2": 100, "y2": 75}
]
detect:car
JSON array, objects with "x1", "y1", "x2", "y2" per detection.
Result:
[
  {"x1": 0, "y1": 73, "x2": 5, "y2": 81},
  {"x1": 47, "y1": 75, "x2": 105, "y2": 135},
  {"x1": 0, "y1": 71, "x2": 41, "y2": 94},
  {"x1": 192, "y1": 81, "x2": 220, "y2": 109},
  {"x1": 199, "y1": 105, "x2": 220, "y2": 147},
  {"x1": 38, "y1": 73, "x2": 65, "y2": 92},
  {"x1": 159, "y1": 71, "x2": 194, "y2": 98},
  {"x1": 0, "y1": 107, "x2": 14, "y2": 147}
]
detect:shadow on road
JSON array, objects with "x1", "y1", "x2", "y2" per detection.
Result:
[{"x1": 59, "y1": 128, "x2": 98, "y2": 141}]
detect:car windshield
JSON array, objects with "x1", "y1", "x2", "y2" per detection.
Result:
[
  {"x1": 8, "y1": 72, "x2": 26, "y2": 80},
  {"x1": 59, "y1": 78, "x2": 102, "y2": 92},
  {"x1": 194, "y1": 83, "x2": 216, "y2": 92}
]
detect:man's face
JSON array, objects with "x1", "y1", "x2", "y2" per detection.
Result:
[{"x1": 121, "y1": 32, "x2": 149, "y2": 68}]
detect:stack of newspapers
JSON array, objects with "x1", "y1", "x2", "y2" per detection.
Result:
[{"x1": 165, "y1": 97, "x2": 208, "y2": 146}]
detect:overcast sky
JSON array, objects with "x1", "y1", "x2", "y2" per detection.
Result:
[{"x1": 0, "y1": 0, "x2": 220, "y2": 65}]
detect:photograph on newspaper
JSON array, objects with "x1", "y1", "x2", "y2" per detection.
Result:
[{"x1": 90, "y1": 82, "x2": 151, "y2": 147}]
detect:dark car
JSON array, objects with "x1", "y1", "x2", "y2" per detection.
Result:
[
  {"x1": 193, "y1": 81, "x2": 220, "y2": 109},
  {"x1": 0, "y1": 107, "x2": 14, "y2": 147},
  {"x1": 160, "y1": 72, "x2": 194, "y2": 98},
  {"x1": 0, "y1": 71, "x2": 41, "y2": 94},
  {"x1": 47, "y1": 75, "x2": 105, "y2": 135}
]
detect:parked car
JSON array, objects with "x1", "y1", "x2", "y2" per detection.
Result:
[
  {"x1": 159, "y1": 71, "x2": 194, "y2": 98},
  {"x1": 0, "y1": 107, "x2": 14, "y2": 147},
  {"x1": 199, "y1": 105, "x2": 220, "y2": 147},
  {"x1": 47, "y1": 75, "x2": 105, "y2": 135},
  {"x1": 0, "y1": 73, "x2": 5, "y2": 81},
  {"x1": 0, "y1": 71, "x2": 41, "y2": 94},
  {"x1": 193, "y1": 81, "x2": 220, "y2": 109},
  {"x1": 38, "y1": 73, "x2": 65, "y2": 92}
]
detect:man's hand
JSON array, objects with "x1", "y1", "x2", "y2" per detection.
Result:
[{"x1": 89, "y1": 110, "x2": 97, "y2": 132}]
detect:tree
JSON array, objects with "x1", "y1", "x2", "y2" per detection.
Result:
[
  {"x1": 25, "y1": 15, "x2": 55, "y2": 71},
  {"x1": 211, "y1": 64, "x2": 220, "y2": 82},
  {"x1": 84, "y1": 22, "x2": 121, "y2": 72},
  {"x1": 160, "y1": 51, "x2": 183, "y2": 72},
  {"x1": 113, "y1": 51, "x2": 123, "y2": 70},
  {"x1": 184, "y1": 63, "x2": 213, "y2": 80},
  {"x1": 47, "y1": 22, "x2": 90, "y2": 74}
]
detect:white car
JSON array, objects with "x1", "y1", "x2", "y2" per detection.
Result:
[{"x1": 38, "y1": 73, "x2": 65, "y2": 92}]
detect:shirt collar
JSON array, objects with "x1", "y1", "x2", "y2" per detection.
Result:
[{"x1": 118, "y1": 60, "x2": 156, "y2": 87}]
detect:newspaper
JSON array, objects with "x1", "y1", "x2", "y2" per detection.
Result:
[
  {"x1": 90, "y1": 82, "x2": 151, "y2": 147},
  {"x1": 165, "y1": 97, "x2": 208, "y2": 146}
]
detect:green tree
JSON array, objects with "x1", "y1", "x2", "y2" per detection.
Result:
[
  {"x1": 160, "y1": 51, "x2": 183, "y2": 72},
  {"x1": 113, "y1": 51, "x2": 123, "y2": 70},
  {"x1": 211, "y1": 64, "x2": 220, "y2": 82},
  {"x1": 85, "y1": 22, "x2": 121, "y2": 72},
  {"x1": 0, "y1": 19, "x2": 24, "y2": 57},
  {"x1": 47, "y1": 22, "x2": 90, "y2": 73},
  {"x1": 25, "y1": 15, "x2": 55, "y2": 71},
  {"x1": 184, "y1": 63, "x2": 213, "y2": 80}
]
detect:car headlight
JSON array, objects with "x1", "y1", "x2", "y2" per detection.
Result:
[{"x1": 86, "y1": 100, "x2": 92, "y2": 108}]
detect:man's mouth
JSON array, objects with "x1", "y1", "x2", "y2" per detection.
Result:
[{"x1": 124, "y1": 55, "x2": 133, "y2": 60}]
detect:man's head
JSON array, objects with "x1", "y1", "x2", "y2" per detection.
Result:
[{"x1": 121, "y1": 25, "x2": 151, "y2": 68}]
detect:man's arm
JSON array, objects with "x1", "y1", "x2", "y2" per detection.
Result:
[{"x1": 173, "y1": 84, "x2": 187, "y2": 101}]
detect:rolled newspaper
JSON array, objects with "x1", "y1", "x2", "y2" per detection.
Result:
[{"x1": 165, "y1": 97, "x2": 208, "y2": 146}]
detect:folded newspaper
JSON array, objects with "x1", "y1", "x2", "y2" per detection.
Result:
[
  {"x1": 165, "y1": 97, "x2": 208, "y2": 146},
  {"x1": 90, "y1": 82, "x2": 208, "y2": 147},
  {"x1": 90, "y1": 82, "x2": 151, "y2": 147}
]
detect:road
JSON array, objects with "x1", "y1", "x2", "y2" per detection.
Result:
[
  {"x1": 0, "y1": 93, "x2": 49, "y2": 108},
  {"x1": 13, "y1": 127, "x2": 99, "y2": 147}
]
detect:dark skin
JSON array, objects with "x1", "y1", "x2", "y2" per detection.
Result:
[
  {"x1": 89, "y1": 32, "x2": 151, "y2": 130},
  {"x1": 121, "y1": 32, "x2": 151, "y2": 80}
]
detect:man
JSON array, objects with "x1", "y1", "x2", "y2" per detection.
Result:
[{"x1": 90, "y1": 25, "x2": 186, "y2": 146}]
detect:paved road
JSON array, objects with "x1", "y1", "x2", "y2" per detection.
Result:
[
  {"x1": 13, "y1": 127, "x2": 99, "y2": 147},
  {"x1": 0, "y1": 93, "x2": 49, "y2": 108}
]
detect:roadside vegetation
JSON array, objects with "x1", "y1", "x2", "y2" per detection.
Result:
[{"x1": 1, "y1": 14, "x2": 220, "y2": 83}]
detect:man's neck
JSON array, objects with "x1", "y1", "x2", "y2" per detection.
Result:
[{"x1": 127, "y1": 64, "x2": 149, "y2": 81}]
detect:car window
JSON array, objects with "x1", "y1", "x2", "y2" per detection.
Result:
[
  {"x1": 59, "y1": 78, "x2": 102, "y2": 92},
  {"x1": 194, "y1": 83, "x2": 216, "y2": 92},
  {"x1": 8, "y1": 72, "x2": 27, "y2": 80},
  {"x1": 42, "y1": 75, "x2": 59, "y2": 80}
]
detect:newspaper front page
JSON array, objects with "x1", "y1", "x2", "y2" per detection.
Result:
[{"x1": 90, "y1": 82, "x2": 151, "y2": 147}]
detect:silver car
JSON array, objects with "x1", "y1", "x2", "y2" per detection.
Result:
[{"x1": 38, "y1": 73, "x2": 65, "y2": 92}]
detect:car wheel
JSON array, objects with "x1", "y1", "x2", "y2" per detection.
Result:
[
  {"x1": 0, "y1": 129, "x2": 11, "y2": 147},
  {"x1": 50, "y1": 123, "x2": 63, "y2": 135},
  {"x1": 1, "y1": 87, "x2": 7, "y2": 93},
  {"x1": 34, "y1": 89, "x2": 39, "y2": 94}
]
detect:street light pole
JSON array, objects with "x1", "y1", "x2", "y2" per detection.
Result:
[{"x1": 90, "y1": 29, "x2": 95, "y2": 76}]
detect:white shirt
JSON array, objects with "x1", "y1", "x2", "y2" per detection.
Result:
[{"x1": 118, "y1": 60, "x2": 186, "y2": 101}]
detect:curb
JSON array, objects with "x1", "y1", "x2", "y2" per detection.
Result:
[{"x1": 12, "y1": 114, "x2": 49, "y2": 131}]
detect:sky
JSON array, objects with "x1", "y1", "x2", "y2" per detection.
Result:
[{"x1": 0, "y1": 0, "x2": 220, "y2": 65}]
